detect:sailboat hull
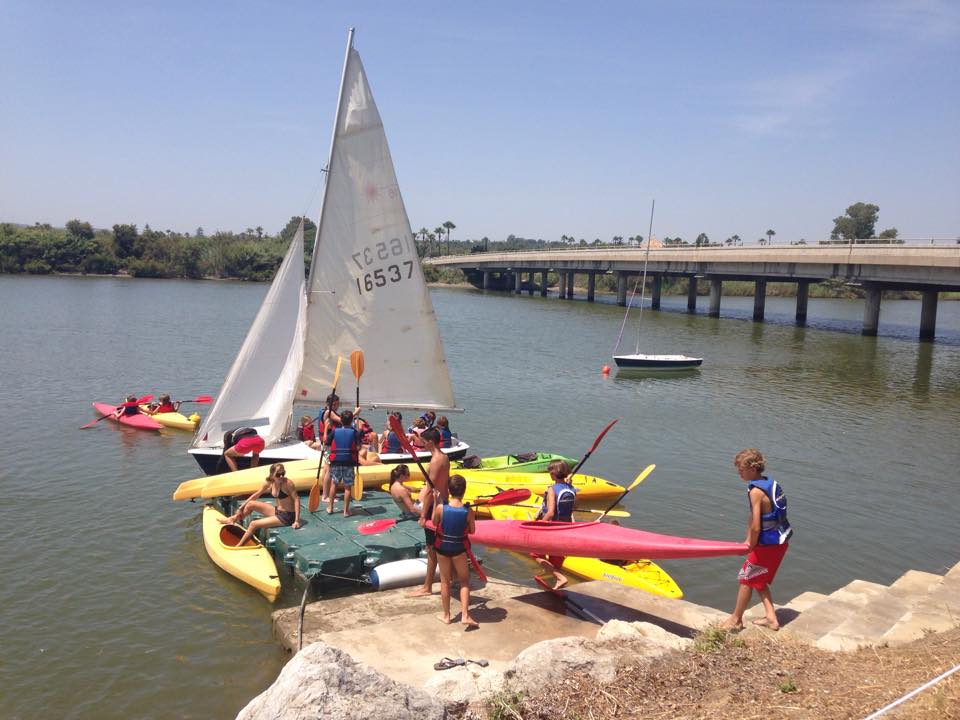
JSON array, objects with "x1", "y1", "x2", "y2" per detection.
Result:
[
  {"x1": 188, "y1": 440, "x2": 470, "y2": 475},
  {"x1": 613, "y1": 354, "x2": 703, "y2": 370}
]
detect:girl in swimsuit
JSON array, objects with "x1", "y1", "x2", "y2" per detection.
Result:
[
  {"x1": 388, "y1": 464, "x2": 420, "y2": 516},
  {"x1": 219, "y1": 463, "x2": 300, "y2": 546}
]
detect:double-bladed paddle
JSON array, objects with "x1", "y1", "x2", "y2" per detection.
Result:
[
  {"x1": 595, "y1": 463, "x2": 655, "y2": 521},
  {"x1": 567, "y1": 418, "x2": 619, "y2": 478},
  {"x1": 179, "y1": 395, "x2": 214, "y2": 404},
  {"x1": 80, "y1": 395, "x2": 154, "y2": 429},
  {"x1": 356, "y1": 488, "x2": 530, "y2": 535},
  {"x1": 309, "y1": 356, "x2": 344, "y2": 512},
  {"x1": 387, "y1": 414, "x2": 487, "y2": 582}
]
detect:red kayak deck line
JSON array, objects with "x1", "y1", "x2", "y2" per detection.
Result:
[
  {"x1": 462, "y1": 519, "x2": 749, "y2": 561},
  {"x1": 92, "y1": 402, "x2": 163, "y2": 431}
]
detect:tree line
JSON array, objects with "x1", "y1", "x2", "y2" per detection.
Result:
[{"x1": 0, "y1": 202, "x2": 907, "y2": 281}]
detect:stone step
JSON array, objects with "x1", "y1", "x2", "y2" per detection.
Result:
[
  {"x1": 743, "y1": 591, "x2": 828, "y2": 629},
  {"x1": 828, "y1": 579, "x2": 890, "y2": 605},
  {"x1": 781, "y1": 579, "x2": 889, "y2": 642},
  {"x1": 816, "y1": 592, "x2": 913, "y2": 651},
  {"x1": 888, "y1": 569, "x2": 943, "y2": 597},
  {"x1": 882, "y1": 608, "x2": 960, "y2": 645}
]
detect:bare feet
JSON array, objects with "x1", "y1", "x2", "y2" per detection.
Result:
[
  {"x1": 461, "y1": 616, "x2": 479, "y2": 629},
  {"x1": 553, "y1": 576, "x2": 568, "y2": 591},
  {"x1": 343, "y1": 510, "x2": 351, "y2": 517},
  {"x1": 218, "y1": 514, "x2": 238, "y2": 525},
  {"x1": 752, "y1": 617, "x2": 780, "y2": 631},
  {"x1": 720, "y1": 618, "x2": 744, "y2": 632},
  {"x1": 436, "y1": 614, "x2": 452, "y2": 624},
  {"x1": 407, "y1": 588, "x2": 433, "y2": 598}
]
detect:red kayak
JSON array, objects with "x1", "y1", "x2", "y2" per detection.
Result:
[
  {"x1": 92, "y1": 402, "x2": 163, "y2": 431},
  {"x1": 464, "y1": 519, "x2": 749, "y2": 561}
]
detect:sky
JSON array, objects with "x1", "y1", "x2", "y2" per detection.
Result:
[{"x1": 1, "y1": 1, "x2": 958, "y2": 244}]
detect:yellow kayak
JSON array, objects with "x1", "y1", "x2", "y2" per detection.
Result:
[
  {"x1": 485, "y1": 505, "x2": 682, "y2": 599},
  {"x1": 201, "y1": 505, "x2": 280, "y2": 602},
  {"x1": 173, "y1": 460, "x2": 625, "y2": 502},
  {"x1": 140, "y1": 406, "x2": 200, "y2": 431}
]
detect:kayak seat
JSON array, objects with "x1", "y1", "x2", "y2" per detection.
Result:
[
  {"x1": 511, "y1": 452, "x2": 539, "y2": 463},
  {"x1": 460, "y1": 455, "x2": 482, "y2": 469}
]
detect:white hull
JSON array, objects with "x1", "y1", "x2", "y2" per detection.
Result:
[{"x1": 613, "y1": 353, "x2": 703, "y2": 370}]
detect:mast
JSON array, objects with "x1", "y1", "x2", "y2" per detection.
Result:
[
  {"x1": 307, "y1": 27, "x2": 355, "y2": 293},
  {"x1": 634, "y1": 199, "x2": 656, "y2": 355}
]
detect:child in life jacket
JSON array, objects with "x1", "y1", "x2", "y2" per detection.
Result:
[
  {"x1": 431, "y1": 473, "x2": 479, "y2": 628},
  {"x1": 380, "y1": 413, "x2": 405, "y2": 455},
  {"x1": 533, "y1": 459, "x2": 577, "y2": 590},
  {"x1": 297, "y1": 414, "x2": 317, "y2": 445},
  {"x1": 114, "y1": 394, "x2": 142, "y2": 419},
  {"x1": 721, "y1": 448, "x2": 793, "y2": 632},
  {"x1": 408, "y1": 417, "x2": 428, "y2": 448},
  {"x1": 436, "y1": 416, "x2": 453, "y2": 448},
  {"x1": 325, "y1": 409, "x2": 361, "y2": 517}
]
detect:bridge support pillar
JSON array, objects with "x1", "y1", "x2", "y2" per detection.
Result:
[
  {"x1": 513, "y1": 272, "x2": 522, "y2": 294},
  {"x1": 862, "y1": 285, "x2": 881, "y2": 336},
  {"x1": 540, "y1": 271, "x2": 548, "y2": 297},
  {"x1": 566, "y1": 272, "x2": 575, "y2": 299},
  {"x1": 795, "y1": 280, "x2": 809, "y2": 326},
  {"x1": 557, "y1": 272, "x2": 566, "y2": 298},
  {"x1": 753, "y1": 279, "x2": 767, "y2": 322},
  {"x1": 587, "y1": 272, "x2": 596, "y2": 302},
  {"x1": 617, "y1": 272, "x2": 628, "y2": 306},
  {"x1": 527, "y1": 272, "x2": 534, "y2": 295},
  {"x1": 920, "y1": 290, "x2": 938, "y2": 341},
  {"x1": 708, "y1": 278, "x2": 722, "y2": 318},
  {"x1": 652, "y1": 275, "x2": 662, "y2": 310},
  {"x1": 687, "y1": 277, "x2": 698, "y2": 313},
  {"x1": 482, "y1": 271, "x2": 490, "y2": 290}
]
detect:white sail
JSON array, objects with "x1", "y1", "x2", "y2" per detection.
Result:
[
  {"x1": 299, "y1": 45, "x2": 457, "y2": 410},
  {"x1": 193, "y1": 224, "x2": 307, "y2": 447}
]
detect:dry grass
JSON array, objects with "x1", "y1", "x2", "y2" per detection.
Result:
[{"x1": 464, "y1": 627, "x2": 960, "y2": 720}]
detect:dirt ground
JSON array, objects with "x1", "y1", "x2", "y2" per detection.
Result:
[{"x1": 471, "y1": 627, "x2": 960, "y2": 720}]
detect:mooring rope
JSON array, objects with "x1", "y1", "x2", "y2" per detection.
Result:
[{"x1": 861, "y1": 661, "x2": 960, "y2": 719}]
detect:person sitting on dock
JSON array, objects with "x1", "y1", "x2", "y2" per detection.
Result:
[
  {"x1": 388, "y1": 464, "x2": 419, "y2": 516},
  {"x1": 432, "y1": 473, "x2": 479, "y2": 628},
  {"x1": 223, "y1": 429, "x2": 265, "y2": 472},
  {"x1": 219, "y1": 462, "x2": 300, "y2": 546},
  {"x1": 409, "y1": 428, "x2": 450, "y2": 598},
  {"x1": 145, "y1": 394, "x2": 180, "y2": 415},
  {"x1": 326, "y1": 409, "x2": 361, "y2": 517},
  {"x1": 358, "y1": 428, "x2": 382, "y2": 466},
  {"x1": 113, "y1": 394, "x2": 142, "y2": 419},
  {"x1": 721, "y1": 448, "x2": 793, "y2": 632},
  {"x1": 533, "y1": 459, "x2": 577, "y2": 590}
]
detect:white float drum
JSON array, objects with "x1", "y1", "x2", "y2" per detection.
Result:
[{"x1": 367, "y1": 558, "x2": 428, "y2": 591}]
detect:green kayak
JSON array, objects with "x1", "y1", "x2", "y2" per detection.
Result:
[{"x1": 454, "y1": 452, "x2": 578, "y2": 474}]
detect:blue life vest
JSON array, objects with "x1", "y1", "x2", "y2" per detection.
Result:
[
  {"x1": 436, "y1": 503, "x2": 469, "y2": 554},
  {"x1": 747, "y1": 476, "x2": 793, "y2": 545},
  {"x1": 439, "y1": 427, "x2": 453, "y2": 448},
  {"x1": 540, "y1": 482, "x2": 577, "y2": 522},
  {"x1": 330, "y1": 426, "x2": 359, "y2": 466},
  {"x1": 384, "y1": 431, "x2": 403, "y2": 454}
]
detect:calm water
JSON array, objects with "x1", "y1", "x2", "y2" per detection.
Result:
[{"x1": 2, "y1": 275, "x2": 959, "y2": 719}]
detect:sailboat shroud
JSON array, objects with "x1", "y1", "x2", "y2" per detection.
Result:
[{"x1": 191, "y1": 34, "x2": 461, "y2": 471}]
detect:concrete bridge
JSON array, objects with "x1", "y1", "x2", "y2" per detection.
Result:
[{"x1": 425, "y1": 245, "x2": 960, "y2": 340}]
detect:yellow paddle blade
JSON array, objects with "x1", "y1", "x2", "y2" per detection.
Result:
[
  {"x1": 332, "y1": 356, "x2": 343, "y2": 390},
  {"x1": 628, "y1": 464, "x2": 655, "y2": 491},
  {"x1": 350, "y1": 349, "x2": 364, "y2": 380},
  {"x1": 308, "y1": 478, "x2": 321, "y2": 513}
]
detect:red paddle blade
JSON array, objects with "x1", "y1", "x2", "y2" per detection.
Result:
[
  {"x1": 192, "y1": 395, "x2": 213, "y2": 403},
  {"x1": 358, "y1": 518, "x2": 397, "y2": 535},
  {"x1": 473, "y1": 488, "x2": 531, "y2": 506},
  {"x1": 588, "y1": 418, "x2": 619, "y2": 454}
]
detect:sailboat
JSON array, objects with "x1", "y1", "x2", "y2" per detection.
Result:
[
  {"x1": 189, "y1": 29, "x2": 468, "y2": 474},
  {"x1": 612, "y1": 200, "x2": 703, "y2": 371}
]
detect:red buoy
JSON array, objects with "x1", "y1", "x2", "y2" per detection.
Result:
[{"x1": 601, "y1": 365, "x2": 611, "y2": 375}]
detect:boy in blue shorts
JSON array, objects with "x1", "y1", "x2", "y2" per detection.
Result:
[{"x1": 326, "y1": 409, "x2": 361, "y2": 516}]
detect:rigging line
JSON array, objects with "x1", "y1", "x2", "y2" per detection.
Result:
[
  {"x1": 634, "y1": 199, "x2": 657, "y2": 355},
  {"x1": 611, "y1": 271, "x2": 644, "y2": 355}
]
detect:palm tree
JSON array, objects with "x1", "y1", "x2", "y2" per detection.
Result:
[
  {"x1": 417, "y1": 226, "x2": 429, "y2": 253},
  {"x1": 612, "y1": 235, "x2": 624, "y2": 245},
  {"x1": 766, "y1": 229, "x2": 776, "y2": 245},
  {"x1": 443, "y1": 220, "x2": 455, "y2": 255},
  {"x1": 434, "y1": 226, "x2": 444, "y2": 255},
  {"x1": 695, "y1": 232, "x2": 709, "y2": 247},
  {"x1": 427, "y1": 232, "x2": 437, "y2": 256}
]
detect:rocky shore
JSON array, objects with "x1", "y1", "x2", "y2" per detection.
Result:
[{"x1": 236, "y1": 563, "x2": 960, "y2": 719}]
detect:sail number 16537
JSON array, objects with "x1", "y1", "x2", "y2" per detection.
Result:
[{"x1": 355, "y1": 260, "x2": 415, "y2": 295}]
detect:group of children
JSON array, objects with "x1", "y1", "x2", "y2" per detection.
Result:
[{"x1": 112, "y1": 393, "x2": 181, "y2": 419}]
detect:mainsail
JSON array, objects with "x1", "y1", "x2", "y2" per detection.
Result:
[
  {"x1": 193, "y1": 32, "x2": 456, "y2": 454},
  {"x1": 193, "y1": 223, "x2": 307, "y2": 447},
  {"x1": 298, "y1": 41, "x2": 456, "y2": 410}
]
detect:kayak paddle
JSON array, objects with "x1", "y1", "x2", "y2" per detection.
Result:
[
  {"x1": 596, "y1": 463, "x2": 655, "y2": 521},
  {"x1": 533, "y1": 576, "x2": 604, "y2": 624},
  {"x1": 349, "y1": 350, "x2": 365, "y2": 502},
  {"x1": 567, "y1": 419, "x2": 619, "y2": 478},
  {"x1": 309, "y1": 356, "x2": 343, "y2": 512},
  {"x1": 179, "y1": 395, "x2": 214, "y2": 404},
  {"x1": 80, "y1": 395, "x2": 153, "y2": 429},
  {"x1": 356, "y1": 488, "x2": 531, "y2": 535}
]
